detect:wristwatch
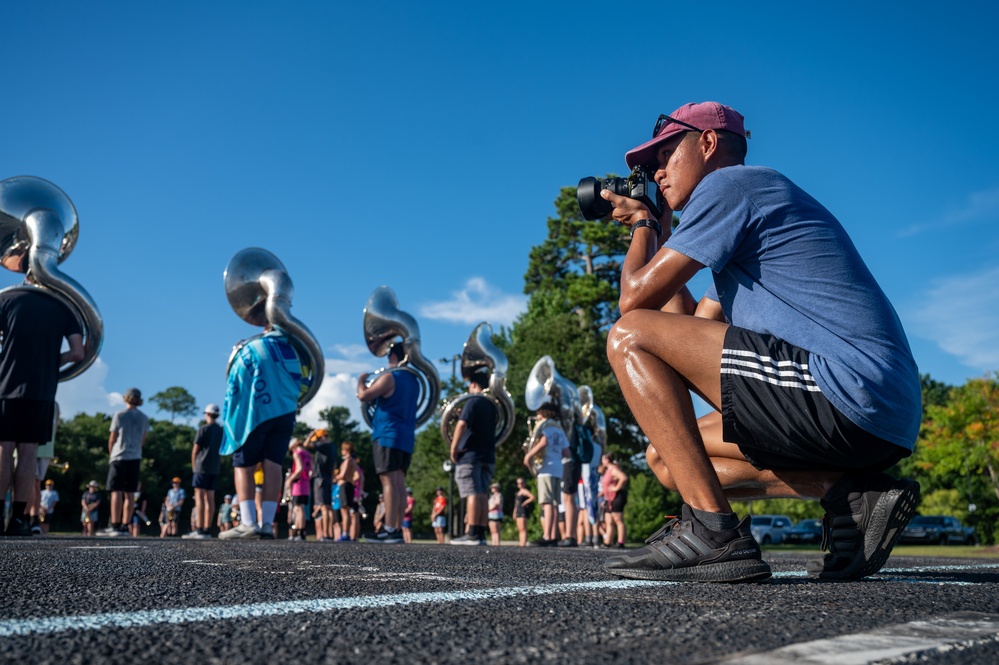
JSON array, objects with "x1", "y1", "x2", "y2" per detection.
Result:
[{"x1": 630, "y1": 219, "x2": 662, "y2": 238}]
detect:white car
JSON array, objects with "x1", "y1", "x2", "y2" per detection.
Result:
[{"x1": 749, "y1": 514, "x2": 794, "y2": 545}]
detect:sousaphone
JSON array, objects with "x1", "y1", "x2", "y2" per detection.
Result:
[
  {"x1": 0, "y1": 176, "x2": 102, "y2": 381},
  {"x1": 523, "y1": 355, "x2": 581, "y2": 474},
  {"x1": 439, "y1": 322, "x2": 516, "y2": 447},
  {"x1": 361, "y1": 285, "x2": 440, "y2": 427},
  {"x1": 224, "y1": 247, "x2": 324, "y2": 406},
  {"x1": 578, "y1": 385, "x2": 607, "y2": 448}
]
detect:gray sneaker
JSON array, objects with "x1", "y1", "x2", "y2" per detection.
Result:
[
  {"x1": 808, "y1": 473, "x2": 920, "y2": 580},
  {"x1": 99, "y1": 527, "x2": 123, "y2": 538},
  {"x1": 451, "y1": 533, "x2": 486, "y2": 546},
  {"x1": 218, "y1": 523, "x2": 261, "y2": 540},
  {"x1": 603, "y1": 505, "x2": 772, "y2": 583}
]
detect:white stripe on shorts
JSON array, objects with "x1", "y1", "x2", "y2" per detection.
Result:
[{"x1": 721, "y1": 349, "x2": 821, "y2": 392}]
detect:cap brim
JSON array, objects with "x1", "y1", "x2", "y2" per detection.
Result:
[{"x1": 625, "y1": 125, "x2": 687, "y2": 169}]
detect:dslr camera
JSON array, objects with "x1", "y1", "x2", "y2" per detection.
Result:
[{"x1": 577, "y1": 165, "x2": 663, "y2": 221}]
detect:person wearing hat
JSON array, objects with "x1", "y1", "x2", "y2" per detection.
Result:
[
  {"x1": 80, "y1": 481, "x2": 101, "y2": 537},
  {"x1": 165, "y1": 476, "x2": 185, "y2": 537},
  {"x1": 217, "y1": 493, "x2": 234, "y2": 533},
  {"x1": 39, "y1": 478, "x2": 59, "y2": 534},
  {"x1": 103, "y1": 388, "x2": 150, "y2": 537},
  {"x1": 0, "y1": 281, "x2": 84, "y2": 537},
  {"x1": 183, "y1": 404, "x2": 223, "y2": 539},
  {"x1": 599, "y1": 102, "x2": 921, "y2": 583},
  {"x1": 303, "y1": 428, "x2": 335, "y2": 541}
]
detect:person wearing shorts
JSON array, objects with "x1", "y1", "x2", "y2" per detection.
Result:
[
  {"x1": 336, "y1": 441, "x2": 360, "y2": 541},
  {"x1": 0, "y1": 285, "x2": 83, "y2": 537},
  {"x1": 219, "y1": 327, "x2": 304, "y2": 541},
  {"x1": 600, "y1": 101, "x2": 921, "y2": 582},
  {"x1": 430, "y1": 487, "x2": 448, "y2": 544},
  {"x1": 600, "y1": 453, "x2": 629, "y2": 548},
  {"x1": 449, "y1": 369, "x2": 497, "y2": 546},
  {"x1": 401, "y1": 488, "x2": 415, "y2": 543},
  {"x1": 304, "y1": 428, "x2": 336, "y2": 541},
  {"x1": 184, "y1": 403, "x2": 223, "y2": 539},
  {"x1": 523, "y1": 402, "x2": 569, "y2": 547},
  {"x1": 80, "y1": 481, "x2": 101, "y2": 536},
  {"x1": 357, "y1": 342, "x2": 417, "y2": 544},
  {"x1": 104, "y1": 388, "x2": 150, "y2": 537}
]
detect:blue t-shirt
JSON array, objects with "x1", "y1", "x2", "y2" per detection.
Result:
[
  {"x1": 669, "y1": 165, "x2": 921, "y2": 450},
  {"x1": 370, "y1": 370, "x2": 419, "y2": 453},
  {"x1": 221, "y1": 331, "x2": 303, "y2": 456}
]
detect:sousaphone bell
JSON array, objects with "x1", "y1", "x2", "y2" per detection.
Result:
[
  {"x1": 224, "y1": 247, "x2": 324, "y2": 406},
  {"x1": 523, "y1": 355, "x2": 581, "y2": 474},
  {"x1": 439, "y1": 322, "x2": 516, "y2": 447},
  {"x1": 0, "y1": 176, "x2": 102, "y2": 381}
]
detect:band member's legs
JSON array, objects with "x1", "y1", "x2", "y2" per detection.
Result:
[{"x1": 380, "y1": 469, "x2": 405, "y2": 530}]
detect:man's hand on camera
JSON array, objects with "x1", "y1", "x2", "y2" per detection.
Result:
[{"x1": 600, "y1": 189, "x2": 652, "y2": 227}]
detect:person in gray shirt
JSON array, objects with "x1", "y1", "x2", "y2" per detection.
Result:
[
  {"x1": 104, "y1": 388, "x2": 150, "y2": 536},
  {"x1": 183, "y1": 403, "x2": 223, "y2": 539}
]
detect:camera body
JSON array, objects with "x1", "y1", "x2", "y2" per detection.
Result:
[{"x1": 577, "y1": 165, "x2": 663, "y2": 221}]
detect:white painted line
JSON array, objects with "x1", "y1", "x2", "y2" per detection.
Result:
[
  {"x1": 66, "y1": 546, "x2": 145, "y2": 550},
  {"x1": 0, "y1": 580, "x2": 667, "y2": 637},
  {"x1": 721, "y1": 613, "x2": 999, "y2": 664}
]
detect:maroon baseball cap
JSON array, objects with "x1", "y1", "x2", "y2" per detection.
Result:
[{"x1": 625, "y1": 102, "x2": 747, "y2": 169}]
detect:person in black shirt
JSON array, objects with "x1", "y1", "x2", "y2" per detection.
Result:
[
  {"x1": 0, "y1": 288, "x2": 83, "y2": 536},
  {"x1": 304, "y1": 428, "x2": 336, "y2": 541},
  {"x1": 184, "y1": 404, "x2": 224, "y2": 539},
  {"x1": 449, "y1": 369, "x2": 497, "y2": 546}
]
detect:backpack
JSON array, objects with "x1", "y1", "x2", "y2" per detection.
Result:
[{"x1": 572, "y1": 424, "x2": 595, "y2": 465}]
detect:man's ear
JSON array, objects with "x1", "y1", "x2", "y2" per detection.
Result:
[{"x1": 699, "y1": 129, "x2": 720, "y2": 162}]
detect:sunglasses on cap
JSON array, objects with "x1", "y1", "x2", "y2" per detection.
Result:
[{"x1": 652, "y1": 114, "x2": 704, "y2": 138}]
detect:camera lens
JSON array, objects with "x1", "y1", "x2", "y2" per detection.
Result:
[
  {"x1": 577, "y1": 177, "x2": 612, "y2": 221},
  {"x1": 577, "y1": 177, "x2": 632, "y2": 221}
]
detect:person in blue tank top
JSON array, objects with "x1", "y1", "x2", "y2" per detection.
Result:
[
  {"x1": 356, "y1": 342, "x2": 418, "y2": 543},
  {"x1": 598, "y1": 102, "x2": 921, "y2": 584}
]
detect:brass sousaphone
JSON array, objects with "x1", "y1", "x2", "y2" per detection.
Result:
[
  {"x1": 0, "y1": 176, "x2": 102, "y2": 380},
  {"x1": 522, "y1": 355, "x2": 581, "y2": 474},
  {"x1": 361, "y1": 285, "x2": 441, "y2": 427},
  {"x1": 224, "y1": 247, "x2": 325, "y2": 406},
  {"x1": 439, "y1": 322, "x2": 516, "y2": 448},
  {"x1": 578, "y1": 385, "x2": 608, "y2": 449}
]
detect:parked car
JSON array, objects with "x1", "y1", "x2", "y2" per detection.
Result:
[
  {"x1": 749, "y1": 514, "x2": 793, "y2": 544},
  {"x1": 782, "y1": 518, "x2": 824, "y2": 545},
  {"x1": 900, "y1": 515, "x2": 977, "y2": 545}
]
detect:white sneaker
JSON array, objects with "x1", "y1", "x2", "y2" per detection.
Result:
[
  {"x1": 99, "y1": 527, "x2": 122, "y2": 538},
  {"x1": 218, "y1": 523, "x2": 261, "y2": 540}
]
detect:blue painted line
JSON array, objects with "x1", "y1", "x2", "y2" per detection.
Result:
[{"x1": 0, "y1": 579, "x2": 667, "y2": 637}]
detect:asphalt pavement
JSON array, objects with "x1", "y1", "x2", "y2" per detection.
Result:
[{"x1": 1, "y1": 536, "x2": 997, "y2": 664}]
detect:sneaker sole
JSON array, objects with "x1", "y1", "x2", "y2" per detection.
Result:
[
  {"x1": 813, "y1": 479, "x2": 920, "y2": 580},
  {"x1": 604, "y1": 558, "x2": 772, "y2": 583}
]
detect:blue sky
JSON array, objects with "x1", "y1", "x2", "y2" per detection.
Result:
[{"x1": 3, "y1": 2, "x2": 997, "y2": 427}]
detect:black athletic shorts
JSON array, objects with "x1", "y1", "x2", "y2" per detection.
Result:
[
  {"x1": 339, "y1": 482, "x2": 358, "y2": 510},
  {"x1": 373, "y1": 442, "x2": 411, "y2": 475},
  {"x1": 232, "y1": 412, "x2": 295, "y2": 468},
  {"x1": 721, "y1": 326, "x2": 909, "y2": 472},
  {"x1": 561, "y1": 458, "x2": 582, "y2": 489},
  {"x1": 610, "y1": 489, "x2": 628, "y2": 513},
  {"x1": 107, "y1": 459, "x2": 141, "y2": 493},
  {"x1": 0, "y1": 399, "x2": 55, "y2": 443}
]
